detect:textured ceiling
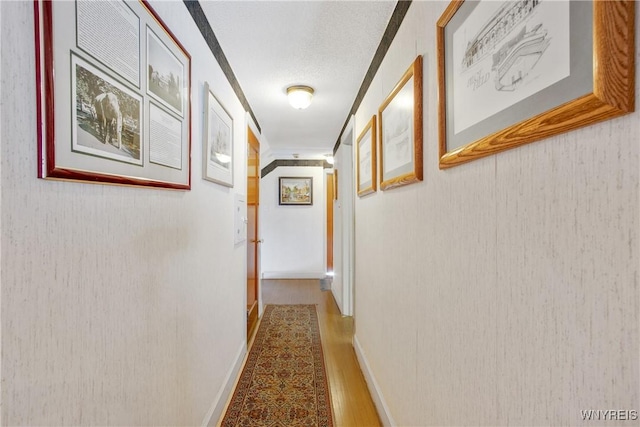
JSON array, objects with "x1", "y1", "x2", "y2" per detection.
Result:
[{"x1": 200, "y1": 1, "x2": 397, "y2": 159}]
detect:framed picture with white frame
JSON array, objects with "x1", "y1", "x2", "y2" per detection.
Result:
[{"x1": 203, "y1": 82, "x2": 234, "y2": 187}]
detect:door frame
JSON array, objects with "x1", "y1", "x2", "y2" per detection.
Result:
[
  {"x1": 326, "y1": 170, "x2": 334, "y2": 274},
  {"x1": 246, "y1": 117, "x2": 261, "y2": 339},
  {"x1": 338, "y1": 115, "x2": 356, "y2": 316}
]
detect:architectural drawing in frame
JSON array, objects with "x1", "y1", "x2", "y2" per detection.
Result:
[
  {"x1": 437, "y1": 0, "x2": 636, "y2": 168},
  {"x1": 453, "y1": 0, "x2": 569, "y2": 134},
  {"x1": 378, "y1": 56, "x2": 423, "y2": 190}
]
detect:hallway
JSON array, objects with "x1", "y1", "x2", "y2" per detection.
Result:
[
  {"x1": 260, "y1": 279, "x2": 381, "y2": 427},
  {"x1": 3, "y1": 1, "x2": 637, "y2": 424}
]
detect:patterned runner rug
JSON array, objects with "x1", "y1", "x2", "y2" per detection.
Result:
[{"x1": 221, "y1": 304, "x2": 334, "y2": 427}]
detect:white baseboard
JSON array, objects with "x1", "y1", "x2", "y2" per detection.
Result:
[
  {"x1": 261, "y1": 271, "x2": 326, "y2": 279},
  {"x1": 202, "y1": 341, "x2": 247, "y2": 427},
  {"x1": 353, "y1": 334, "x2": 396, "y2": 427},
  {"x1": 330, "y1": 289, "x2": 344, "y2": 315}
]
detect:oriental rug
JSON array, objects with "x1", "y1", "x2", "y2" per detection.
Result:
[{"x1": 221, "y1": 304, "x2": 334, "y2": 427}]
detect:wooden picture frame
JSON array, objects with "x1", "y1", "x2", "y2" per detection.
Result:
[
  {"x1": 437, "y1": 0, "x2": 635, "y2": 169},
  {"x1": 356, "y1": 115, "x2": 377, "y2": 197},
  {"x1": 203, "y1": 82, "x2": 234, "y2": 187},
  {"x1": 34, "y1": 0, "x2": 192, "y2": 189},
  {"x1": 279, "y1": 177, "x2": 313, "y2": 206},
  {"x1": 378, "y1": 56, "x2": 423, "y2": 190}
]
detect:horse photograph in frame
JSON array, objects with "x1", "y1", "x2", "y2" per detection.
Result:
[{"x1": 72, "y1": 54, "x2": 143, "y2": 166}]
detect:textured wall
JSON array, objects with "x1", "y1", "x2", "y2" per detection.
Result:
[
  {"x1": 261, "y1": 166, "x2": 326, "y2": 278},
  {"x1": 354, "y1": 2, "x2": 639, "y2": 426},
  {"x1": 332, "y1": 132, "x2": 356, "y2": 316},
  {"x1": 1, "y1": 2, "x2": 247, "y2": 425}
]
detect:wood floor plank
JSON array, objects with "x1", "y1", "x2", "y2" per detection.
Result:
[{"x1": 262, "y1": 279, "x2": 381, "y2": 427}]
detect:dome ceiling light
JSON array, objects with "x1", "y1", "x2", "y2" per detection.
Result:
[{"x1": 287, "y1": 85, "x2": 314, "y2": 110}]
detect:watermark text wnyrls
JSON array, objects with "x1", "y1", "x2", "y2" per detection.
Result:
[{"x1": 581, "y1": 410, "x2": 638, "y2": 421}]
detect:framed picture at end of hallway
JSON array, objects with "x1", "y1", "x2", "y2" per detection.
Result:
[
  {"x1": 279, "y1": 177, "x2": 313, "y2": 206},
  {"x1": 437, "y1": 0, "x2": 635, "y2": 169},
  {"x1": 356, "y1": 115, "x2": 377, "y2": 197},
  {"x1": 378, "y1": 55, "x2": 423, "y2": 191}
]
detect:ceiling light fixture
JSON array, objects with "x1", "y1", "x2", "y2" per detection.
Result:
[
  {"x1": 287, "y1": 85, "x2": 314, "y2": 110},
  {"x1": 325, "y1": 154, "x2": 334, "y2": 165}
]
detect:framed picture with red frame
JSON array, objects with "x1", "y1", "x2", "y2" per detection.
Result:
[{"x1": 34, "y1": 0, "x2": 192, "y2": 189}]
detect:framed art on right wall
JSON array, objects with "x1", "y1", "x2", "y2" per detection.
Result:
[
  {"x1": 356, "y1": 115, "x2": 377, "y2": 197},
  {"x1": 378, "y1": 55, "x2": 423, "y2": 190},
  {"x1": 437, "y1": 0, "x2": 635, "y2": 169}
]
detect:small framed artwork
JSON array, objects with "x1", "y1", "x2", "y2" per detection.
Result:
[
  {"x1": 279, "y1": 177, "x2": 313, "y2": 206},
  {"x1": 437, "y1": 0, "x2": 635, "y2": 169},
  {"x1": 356, "y1": 115, "x2": 377, "y2": 197},
  {"x1": 203, "y1": 81, "x2": 234, "y2": 187},
  {"x1": 378, "y1": 56, "x2": 423, "y2": 190}
]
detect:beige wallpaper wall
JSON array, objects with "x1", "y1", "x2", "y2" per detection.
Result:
[
  {"x1": 1, "y1": 1, "x2": 248, "y2": 424},
  {"x1": 354, "y1": 2, "x2": 639, "y2": 426}
]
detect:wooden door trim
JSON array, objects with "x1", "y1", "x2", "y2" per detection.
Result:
[
  {"x1": 326, "y1": 172, "x2": 334, "y2": 273},
  {"x1": 246, "y1": 126, "x2": 260, "y2": 339}
]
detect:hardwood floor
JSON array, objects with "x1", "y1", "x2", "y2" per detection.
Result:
[{"x1": 261, "y1": 279, "x2": 381, "y2": 427}]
